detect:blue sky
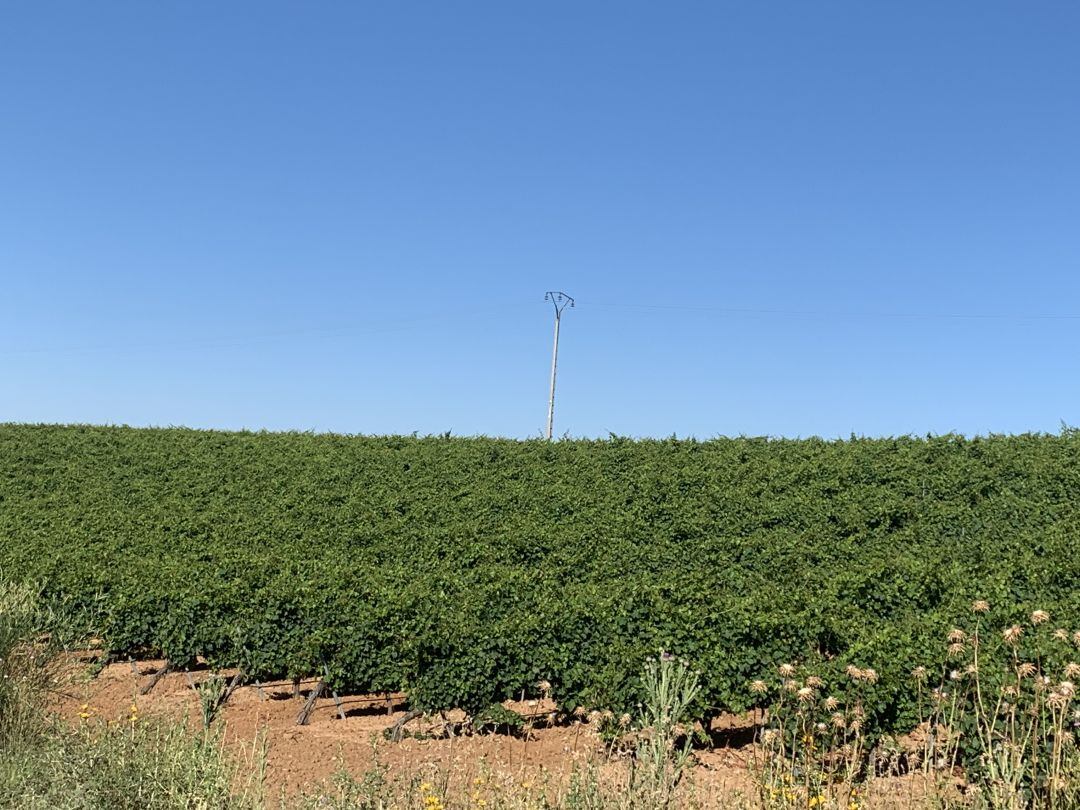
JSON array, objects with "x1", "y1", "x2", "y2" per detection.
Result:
[{"x1": 3, "y1": 2, "x2": 1079, "y2": 438}]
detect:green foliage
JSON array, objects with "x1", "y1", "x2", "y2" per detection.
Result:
[
  {"x1": 1, "y1": 425, "x2": 1079, "y2": 735},
  {"x1": 473, "y1": 703, "x2": 525, "y2": 733}
]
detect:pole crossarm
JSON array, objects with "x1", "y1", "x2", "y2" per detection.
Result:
[{"x1": 545, "y1": 291, "x2": 575, "y2": 317}]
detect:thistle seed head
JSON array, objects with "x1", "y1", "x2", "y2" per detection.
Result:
[
  {"x1": 1031, "y1": 610, "x2": 1050, "y2": 626},
  {"x1": 1003, "y1": 625, "x2": 1024, "y2": 645},
  {"x1": 972, "y1": 600, "x2": 990, "y2": 614}
]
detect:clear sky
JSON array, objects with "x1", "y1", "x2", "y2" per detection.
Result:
[{"x1": 3, "y1": 3, "x2": 1079, "y2": 439}]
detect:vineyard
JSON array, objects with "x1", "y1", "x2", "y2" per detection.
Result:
[{"x1": 1, "y1": 424, "x2": 1078, "y2": 735}]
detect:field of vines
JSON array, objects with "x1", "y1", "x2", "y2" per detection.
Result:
[{"x1": 1, "y1": 424, "x2": 1078, "y2": 734}]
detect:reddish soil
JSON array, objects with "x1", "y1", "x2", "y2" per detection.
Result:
[
  {"x1": 50, "y1": 654, "x2": 945, "y2": 807},
  {"x1": 51, "y1": 654, "x2": 761, "y2": 802}
]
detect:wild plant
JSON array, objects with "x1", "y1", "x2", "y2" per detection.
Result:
[
  {"x1": 626, "y1": 652, "x2": 703, "y2": 808},
  {"x1": 750, "y1": 662, "x2": 872, "y2": 809},
  {"x1": 912, "y1": 601, "x2": 1080, "y2": 809},
  {"x1": 196, "y1": 673, "x2": 228, "y2": 729}
]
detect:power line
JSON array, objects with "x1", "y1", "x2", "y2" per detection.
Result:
[
  {"x1": 579, "y1": 300, "x2": 1080, "y2": 321},
  {"x1": 0, "y1": 310, "x2": 517, "y2": 357}
]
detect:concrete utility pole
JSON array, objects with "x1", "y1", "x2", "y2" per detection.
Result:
[{"x1": 544, "y1": 291, "x2": 574, "y2": 440}]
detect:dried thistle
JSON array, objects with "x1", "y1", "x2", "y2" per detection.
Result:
[
  {"x1": 778, "y1": 663, "x2": 796, "y2": 678},
  {"x1": 972, "y1": 600, "x2": 990, "y2": 614},
  {"x1": 911, "y1": 666, "x2": 928, "y2": 682},
  {"x1": 823, "y1": 696, "x2": 839, "y2": 711},
  {"x1": 1003, "y1": 625, "x2": 1024, "y2": 645},
  {"x1": 1031, "y1": 610, "x2": 1050, "y2": 626},
  {"x1": 749, "y1": 679, "x2": 767, "y2": 695},
  {"x1": 947, "y1": 628, "x2": 967, "y2": 643}
]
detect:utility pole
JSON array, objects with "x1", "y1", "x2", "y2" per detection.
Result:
[{"x1": 544, "y1": 291, "x2": 574, "y2": 440}]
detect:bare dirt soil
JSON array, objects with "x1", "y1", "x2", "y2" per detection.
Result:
[{"x1": 50, "y1": 655, "x2": 944, "y2": 807}]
